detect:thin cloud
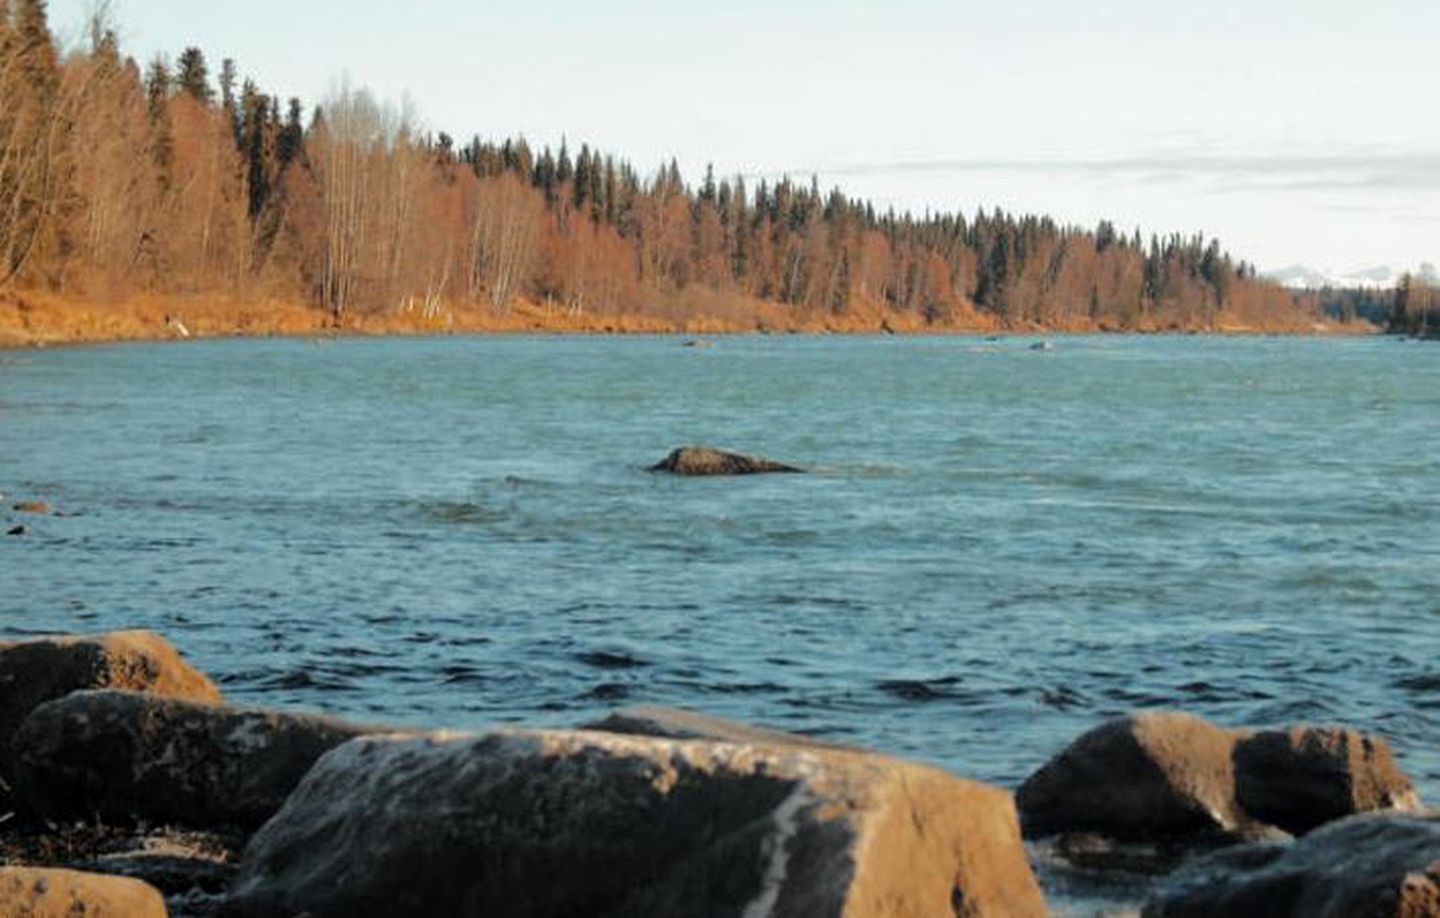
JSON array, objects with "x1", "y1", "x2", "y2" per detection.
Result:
[{"x1": 778, "y1": 152, "x2": 1440, "y2": 196}]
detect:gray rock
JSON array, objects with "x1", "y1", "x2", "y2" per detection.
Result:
[
  {"x1": 650, "y1": 446, "x2": 804, "y2": 476},
  {"x1": 1144, "y1": 813, "x2": 1440, "y2": 917},
  {"x1": 225, "y1": 728, "x2": 1046, "y2": 917},
  {"x1": 13, "y1": 690, "x2": 390, "y2": 830},
  {"x1": 1233, "y1": 726, "x2": 1421, "y2": 835}
]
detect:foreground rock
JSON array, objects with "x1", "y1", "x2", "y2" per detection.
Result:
[
  {"x1": 1233, "y1": 726, "x2": 1420, "y2": 835},
  {"x1": 584, "y1": 705, "x2": 849, "y2": 750},
  {"x1": 0, "y1": 867, "x2": 167, "y2": 917},
  {"x1": 1144, "y1": 813, "x2": 1440, "y2": 917},
  {"x1": 226, "y1": 728, "x2": 1046, "y2": 917},
  {"x1": 0, "y1": 631, "x2": 221, "y2": 783},
  {"x1": 650, "y1": 446, "x2": 804, "y2": 476},
  {"x1": 1018, "y1": 711, "x2": 1249, "y2": 840},
  {"x1": 14, "y1": 690, "x2": 386, "y2": 830},
  {"x1": 1018, "y1": 711, "x2": 1420, "y2": 845}
]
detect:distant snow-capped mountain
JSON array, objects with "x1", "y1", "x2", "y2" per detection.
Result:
[{"x1": 1265, "y1": 263, "x2": 1437, "y2": 291}]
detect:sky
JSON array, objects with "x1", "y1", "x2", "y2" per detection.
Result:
[{"x1": 48, "y1": 0, "x2": 1440, "y2": 274}]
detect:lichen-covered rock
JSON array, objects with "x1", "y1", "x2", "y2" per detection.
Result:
[
  {"x1": 0, "y1": 631, "x2": 221, "y2": 783},
  {"x1": 0, "y1": 867, "x2": 167, "y2": 917},
  {"x1": 650, "y1": 446, "x2": 804, "y2": 475},
  {"x1": 1233, "y1": 726, "x2": 1421, "y2": 835},
  {"x1": 1144, "y1": 813, "x2": 1440, "y2": 917},
  {"x1": 13, "y1": 689, "x2": 388, "y2": 830},
  {"x1": 583, "y1": 705, "x2": 847, "y2": 750},
  {"x1": 225, "y1": 728, "x2": 1046, "y2": 917},
  {"x1": 1017, "y1": 711, "x2": 1248, "y2": 840}
]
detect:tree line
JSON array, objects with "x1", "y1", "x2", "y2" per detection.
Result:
[{"x1": 1, "y1": 2, "x2": 1314, "y2": 330}]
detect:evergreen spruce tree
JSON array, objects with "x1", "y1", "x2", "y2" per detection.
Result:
[{"x1": 176, "y1": 47, "x2": 213, "y2": 103}]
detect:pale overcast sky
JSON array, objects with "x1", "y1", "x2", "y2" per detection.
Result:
[{"x1": 49, "y1": 0, "x2": 1440, "y2": 273}]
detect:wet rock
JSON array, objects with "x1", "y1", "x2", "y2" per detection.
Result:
[
  {"x1": 1233, "y1": 726, "x2": 1421, "y2": 834},
  {"x1": 13, "y1": 690, "x2": 389, "y2": 830},
  {"x1": 11, "y1": 501, "x2": 50, "y2": 514},
  {"x1": 649, "y1": 446, "x2": 804, "y2": 476},
  {"x1": 6, "y1": 524, "x2": 24, "y2": 536},
  {"x1": 0, "y1": 631, "x2": 221, "y2": 785},
  {"x1": 0, "y1": 866, "x2": 167, "y2": 917},
  {"x1": 583, "y1": 705, "x2": 848, "y2": 750},
  {"x1": 225, "y1": 728, "x2": 1046, "y2": 917},
  {"x1": 1017, "y1": 711, "x2": 1248, "y2": 840},
  {"x1": 1144, "y1": 813, "x2": 1440, "y2": 917}
]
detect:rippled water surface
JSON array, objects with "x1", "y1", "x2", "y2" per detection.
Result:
[{"x1": 2, "y1": 334, "x2": 1438, "y2": 799}]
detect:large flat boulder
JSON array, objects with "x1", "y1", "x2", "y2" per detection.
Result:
[
  {"x1": 13, "y1": 690, "x2": 389, "y2": 830},
  {"x1": 650, "y1": 446, "x2": 804, "y2": 475},
  {"x1": 225, "y1": 728, "x2": 1046, "y2": 917},
  {"x1": 0, "y1": 867, "x2": 167, "y2": 917},
  {"x1": 0, "y1": 631, "x2": 220, "y2": 782},
  {"x1": 1017, "y1": 711, "x2": 1248, "y2": 840},
  {"x1": 1233, "y1": 726, "x2": 1421, "y2": 835},
  {"x1": 1144, "y1": 813, "x2": 1440, "y2": 917}
]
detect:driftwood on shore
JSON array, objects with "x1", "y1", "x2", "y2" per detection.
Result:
[{"x1": 0, "y1": 630, "x2": 1433, "y2": 917}]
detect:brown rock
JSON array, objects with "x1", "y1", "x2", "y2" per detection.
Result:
[
  {"x1": 650, "y1": 446, "x2": 804, "y2": 476},
  {"x1": 225, "y1": 728, "x2": 1046, "y2": 917},
  {"x1": 1144, "y1": 813, "x2": 1440, "y2": 917},
  {"x1": 0, "y1": 867, "x2": 167, "y2": 917},
  {"x1": 0, "y1": 631, "x2": 221, "y2": 785},
  {"x1": 13, "y1": 690, "x2": 389, "y2": 830},
  {"x1": 1234, "y1": 726, "x2": 1422, "y2": 834},
  {"x1": 11, "y1": 501, "x2": 50, "y2": 515},
  {"x1": 583, "y1": 705, "x2": 849, "y2": 750},
  {"x1": 1017, "y1": 711, "x2": 1248, "y2": 840}
]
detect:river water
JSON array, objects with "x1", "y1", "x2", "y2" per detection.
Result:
[{"x1": 2, "y1": 334, "x2": 1438, "y2": 808}]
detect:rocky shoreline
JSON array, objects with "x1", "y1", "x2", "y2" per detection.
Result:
[{"x1": 0, "y1": 631, "x2": 1433, "y2": 916}]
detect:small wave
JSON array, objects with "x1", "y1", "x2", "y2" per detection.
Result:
[
  {"x1": 579, "y1": 682, "x2": 631, "y2": 701},
  {"x1": 1395, "y1": 673, "x2": 1440, "y2": 693},
  {"x1": 876, "y1": 676, "x2": 964, "y2": 702},
  {"x1": 417, "y1": 500, "x2": 507, "y2": 525},
  {"x1": 575, "y1": 650, "x2": 649, "y2": 670}
]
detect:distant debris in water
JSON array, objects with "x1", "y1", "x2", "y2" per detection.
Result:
[
  {"x1": 681, "y1": 339, "x2": 714, "y2": 349},
  {"x1": 1030, "y1": 341, "x2": 1054, "y2": 351},
  {"x1": 12, "y1": 501, "x2": 50, "y2": 515},
  {"x1": 650, "y1": 446, "x2": 804, "y2": 476},
  {"x1": 6, "y1": 525, "x2": 25, "y2": 536}
]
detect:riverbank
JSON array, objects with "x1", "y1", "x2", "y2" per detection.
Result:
[
  {"x1": 0, "y1": 290, "x2": 1373, "y2": 349},
  {"x1": 0, "y1": 631, "x2": 1432, "y2": 917}
]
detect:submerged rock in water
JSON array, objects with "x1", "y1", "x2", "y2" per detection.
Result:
[
  {"x1": 1144, "y1": 813, "x2": 1440, "y2": 917},
  {"x1": 583, "y1": 705, "x2": 848, "y2": 750},
  {"x1": 0, "y1": 866, "x2": 167, "y2": 918},
  {"x1": 13, "y1": 689, "x2": 389, "y2": 830},
  {"x1": 226, "y1": 728, "x2": 1046, "y2": 917},
  {"x1": 649, "y1": 446, "x2": 804, "y2": 476},
  {"x1": 1017, "y1": 711, "x2": 1248, "y2": 841},
  {"x1": 0, "y1": 631, "x2": 221, "y2": 786},
  {"x1": 1232, "y1": 725, "x2": 1420, "y2": 835}
]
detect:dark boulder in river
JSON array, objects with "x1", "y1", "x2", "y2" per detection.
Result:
[
  {"x1": 1143, "y1": 813, "x2": 1440, "y2": 917},
  {"x1": 1018, "y1": 711, "x2": 1250, "y2": 841},
  {"x1": 0, "y1": 631, "x2": 221, "y2": 784},
  {"x1": 225, "y1": 728, "x2": 1046, "y2": 917},
  {"x1": 1018, "y1": 711, "x2": 1421, "y2": 845},
  {"x1": 1233, "y1": 726, "x2": 1420, "y2": 836},
  {"x1": 650, "y1": 446, "x2": 804, "y2": 476},
  {"x1": 13, "y1": 689, "x2": 389, "y2": 830}
]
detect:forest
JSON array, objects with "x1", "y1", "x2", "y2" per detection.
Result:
[{"x1": 1, "y1": 2, "x2": 1324, "y2": 337}]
